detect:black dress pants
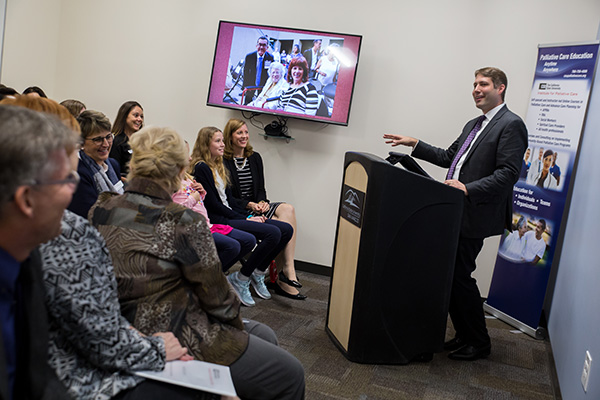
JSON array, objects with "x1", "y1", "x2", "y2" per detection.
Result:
[{"x1": 448, "y1": 237, "x2": 491, "y2": 348}]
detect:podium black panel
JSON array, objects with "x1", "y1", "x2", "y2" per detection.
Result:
[{"x1": 326, "y1": 152, "x2": 464, "y2": 364}]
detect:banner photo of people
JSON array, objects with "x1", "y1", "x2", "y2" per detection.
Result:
[{"x1": 485, "y1": 42, "x2": 599, "y2": 332}]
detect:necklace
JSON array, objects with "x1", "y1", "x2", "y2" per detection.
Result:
[{"x1": 234, "y1": 157, "x2": 247, "y2": 171}]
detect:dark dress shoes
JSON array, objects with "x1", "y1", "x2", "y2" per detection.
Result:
[
  {"x1": 444, "y1": 337, "x2": 465, "y2": 351},
  {"x1": 448, "y1": 344, "x2": 491, "y2": 361},
  {"x1": 278, "y1": 271, "x2": 302, "y2": 288},
  {"x1": 267, "y1": 281, "x2": 307, "y2": 300}
]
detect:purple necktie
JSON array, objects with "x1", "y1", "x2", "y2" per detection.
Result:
[{"x1": 446, "y1": 115, "x2": 486, "y2": 180}]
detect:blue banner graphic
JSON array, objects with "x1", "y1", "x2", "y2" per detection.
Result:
[{"x1": 486, "y1": 43, "x2": 599, "y2": 330}]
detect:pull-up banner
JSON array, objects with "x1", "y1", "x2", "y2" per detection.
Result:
[{"x1": 485, "y1": 42, "x2": 599, "y2": 336}]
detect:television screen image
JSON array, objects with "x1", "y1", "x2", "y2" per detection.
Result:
[{"x1": 207, "y1": 21, "x2": 362, "y2": 126}]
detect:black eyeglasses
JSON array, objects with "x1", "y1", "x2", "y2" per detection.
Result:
[
  {"x1": 32, "y1": 170, "x2": 80, "y2": 188},
  {"x1": 86, "y1": 133, "x2": 114, "y2": 145}
]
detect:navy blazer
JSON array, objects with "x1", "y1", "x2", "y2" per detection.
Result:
[
  {"x1": 0, "y1": 250, "x2": 69, "y2": 400},
  {"x1": 242, "y1": 51, "x2": 274, "y2": 89},
  {"x1": 223, "y1": 152, "x2": 269, "y2": 210},
  {"x1": 192, "y1": 162, "x2": 247, "y2": 225},
  {"x1": 68, "y1": 156, "x2": 121, "y2": 218},
  {"x1": 412, "y1": 105, "x2": 528, "y2": 239}
]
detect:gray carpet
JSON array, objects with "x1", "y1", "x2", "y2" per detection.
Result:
[{"x1": 240, "y1": 271, "x2": 559, "y2": 400}]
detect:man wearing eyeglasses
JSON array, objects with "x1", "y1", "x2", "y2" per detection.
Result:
[
  {"x1": 242, "y1": 35, "x2": 274, "y2": 104},
  {"x1": 0, "y1": 105, "x2": 78, "y2": 399}
]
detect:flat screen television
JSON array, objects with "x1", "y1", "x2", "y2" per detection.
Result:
[{"x1": 207, "y1": 21, "x2": 362, "y2": 126}]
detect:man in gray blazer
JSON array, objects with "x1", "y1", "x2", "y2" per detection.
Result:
[{"x1": 384, "y1": 67, "x2": 528, "y2": 361}]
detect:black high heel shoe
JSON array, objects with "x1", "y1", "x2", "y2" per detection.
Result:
[
  {"x1": 267, "y1": 281, "x2": 307, "y2": 300},
  {"x1": 279, "y1": 271, "x2": 302, "y2": 288}
]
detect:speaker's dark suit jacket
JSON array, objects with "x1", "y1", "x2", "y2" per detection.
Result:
[
  {"x1": 242, "y1": 51, "x2": 274, "y2": 90},
  {"x1": 412, "y1": 105, "x2": 528, "y2": 239}
]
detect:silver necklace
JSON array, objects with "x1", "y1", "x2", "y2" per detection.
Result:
[{"x1": 234, "y1": 157, "x2": 247, "y2": 171}]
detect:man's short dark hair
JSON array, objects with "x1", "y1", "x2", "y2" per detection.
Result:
[
  {"x1": 475, "y1": 67, "x2": 508, "y2": 100},
  {"x1": 257, "y1": 36, "x2": 269, "y2": 44},
  {"x1": 538, "y1": 219, "x2": 547, "y2": 231}
]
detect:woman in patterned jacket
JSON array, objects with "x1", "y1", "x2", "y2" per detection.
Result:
[{"x1": 89, "y1": 126, "x2": 305, "y2": 400}]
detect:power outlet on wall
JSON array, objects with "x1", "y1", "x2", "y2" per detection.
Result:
[{"x1": 581, "y1": 350, "x2": 592, "y2": 393}]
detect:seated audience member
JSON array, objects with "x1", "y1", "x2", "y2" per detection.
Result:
[
  {"x1": 68, "y1": 110, "x2": 124, "y2": 218},
  {"x1": 248, "y1": 61, "x2": 289, "y2": 109},
  {"x1": 0, "y1": 84, "x2": 18, "y2": 101},
  {"x1": 190, "y1": 127, "x2": 294, "y2": 306},
  {"x1": 0, "y1": 103, "x2": 78, "y2": 399},
  {"x1": 109, "y1": 101, "x2": 144, "y2": 179},
  {"x1": 223, "y1": 119, "x2": 305, "y2": 300},
  {"x1": 90, "y1": 127, "x2": 305, "y2": 399},
  {"x1": 173, "y1": 145, "x2": 256, "y2": 271},
  {"x1": 41, "y1": 211, "x2": 225, "y2": 400},
  {"x1": 60, "y1": 99, "x2": 86, "y2": 117},
  {"x1": 500, "y1": 216, "x2": 528, "y2": 260},
  {"x1": 522, "y1": 219, "x2": 547, "y2": 264},
  {"x1": 8, "y1": 94, "x2": 217, "y2": 400},
  {"x1": 22, "y1": 85, "x2": 48, "y2": 98},
  {"x1": 277, "y1": 56, "x2": 319, "y2": 116}
]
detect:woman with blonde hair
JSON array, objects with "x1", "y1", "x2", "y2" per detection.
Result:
[
  {"x1": 190, "y1": 126, "x2": 298, "y2": 306},
  {"x1": 172, "y1": 142, "x2": 256, "y2": 272},
  {"x1": 223, "y1": 118, "x2": 305, "y2": 300},
  {"x1": 91, "y1": 126, "x2": 305, "y2": 400}
]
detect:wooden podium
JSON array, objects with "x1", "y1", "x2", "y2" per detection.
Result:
[{"x1": 326, "y1": 152, "x2": 464, "y2": 364}]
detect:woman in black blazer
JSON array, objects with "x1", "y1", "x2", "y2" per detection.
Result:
[{"x1": 223, "y1": 118, "x2": 304, "y2": 300}]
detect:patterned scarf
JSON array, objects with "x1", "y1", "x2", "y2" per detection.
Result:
[{"x1": 79, "y1": 150, "x2": 123, "y2": 194}]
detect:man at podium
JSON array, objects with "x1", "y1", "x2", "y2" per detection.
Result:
[{"x1": 383, "y1": 67, "x2": 527, "y2": 361}]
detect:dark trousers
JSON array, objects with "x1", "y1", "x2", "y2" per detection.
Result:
[
  {"x1": 230, "y1": 320, "x2": 305, "y2": 400},
  {"x1": 212, "y1": 228, "x2": 256, "y2": 272},
  {"x1": 228, "y1": 219, "x2": 293, "y2": 276},
  {"x1": 449, "y1": 237, "x2": 491, "y2": 348},
  {"x1": 113, "y1": 379, "x2": 216, "y2": 399}
]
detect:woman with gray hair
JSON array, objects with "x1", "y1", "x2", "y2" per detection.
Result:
[
  {"x1": 248, "y1": 61, "x2": 289, "y2": 109},
  {"x1": 67, "y1": 110, "x2": 124, "y2": 218}
]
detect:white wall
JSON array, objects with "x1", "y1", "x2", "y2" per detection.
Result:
[{"x1": 2, "y1": 0, "x2": 600, "y2": 297}]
